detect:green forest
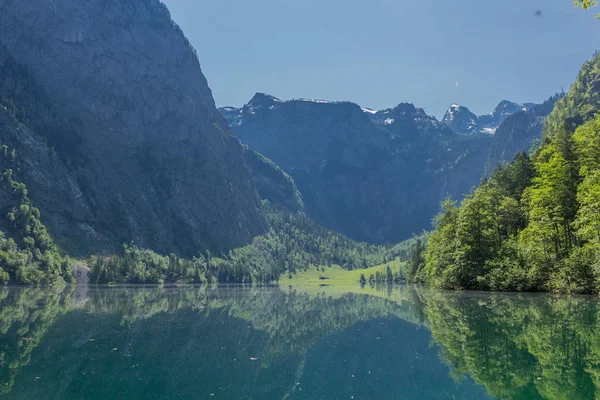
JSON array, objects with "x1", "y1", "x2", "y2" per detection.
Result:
[
  {"x1": 0, "y1": 144, "x2": 72, "y2": 285},
  {"x1": 1, "y1": 2, "x2": 599, "y2": 292},
  {"x1": 417, "y1": 52, "x2": 600, "y2": 293},
  {"x1": 9, "y1": 45, "x2": 600, "y2": 292},
  {"x1": 89, "y1": 202, "x2": 415, "y2": 285},
  {"x1": 421, "y1": 288, "x2": 600, "y2": 399}
]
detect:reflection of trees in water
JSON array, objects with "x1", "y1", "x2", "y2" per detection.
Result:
[
  {"x1": 0, "y1": 286, "x2": 73, "y2": 394},
  {"x1": 419, "y1": 289, "x2": 600, "y2": 399},
  {"x1": 3, "y1": 285, "x2": 600, "y2": 399},
  {"x1": 223, "y1": 288, "x2": 426, "y2": 362},
  {"x1": 0, "y1": 285, "x2": 432, "y2": 399},
  {"x1": 0, "y1": 285, "x2": 428, "y2": 396},
  {"x1": 80, "y1": 285, "x2": 427, "y2": 364}
]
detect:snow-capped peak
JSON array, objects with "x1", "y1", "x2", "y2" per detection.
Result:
[{"x1": 294, "y1": 98, "x2": 332, "y2": 104}]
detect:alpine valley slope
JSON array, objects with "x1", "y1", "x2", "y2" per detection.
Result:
[
  {"x1": 0, "y1": 0, "x2": 267, "y2": 257},
  {"x1": 221, "y1": 95, "x2": 558, "y2": 244}
]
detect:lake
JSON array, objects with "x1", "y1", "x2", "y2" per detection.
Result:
[{"x1": 0, "y1": 285, "x2": 597, "y2": 399}]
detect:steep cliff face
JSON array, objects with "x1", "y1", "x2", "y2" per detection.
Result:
[
  {"x1": 222, "y1": 94, "x2": 551, "y2": 244},
  {"x1": 441, "y1": 105, "x2": 481, "y2": 135},
  {"x1": 0, "y1": 0, "x2": 267, "y2": 256},
  {"x1": 0, "y1": 106, "x2": 100, "y2": 252},
  {"x1": 221, "y1": 96, "x2": 494, "y2": 243},
  {"x1": 242, "y1": 145, "x2": 304, "y2": 213},
  {"x1": 442, "y1": 101, "x2": 534, "y2": 135}
]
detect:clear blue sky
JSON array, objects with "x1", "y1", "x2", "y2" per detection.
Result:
[{"x1": 162, "y1": 0, "x2": 600, "y2": 118}]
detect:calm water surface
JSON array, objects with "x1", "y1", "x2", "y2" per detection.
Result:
[{"x1": 0, "y1": 285, "x2": 597, "y2": 399}]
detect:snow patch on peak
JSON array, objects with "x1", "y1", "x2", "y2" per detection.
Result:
[
  {"x1": 220, "y1": 106, "x2": 239, "y2": 112},
  {"x1": 246, "y1": 93, "x2": 282, "y2": 114},
  {"x1": 295, "y1": 98, "x2": 331, "y2": 104},
  {"x1": 361, "y1": 107, "x2": 377, "y2": 114}
]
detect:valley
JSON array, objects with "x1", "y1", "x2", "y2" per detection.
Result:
[{"x1": 0, "y1": 0, "x2": 597, "y2": 295}]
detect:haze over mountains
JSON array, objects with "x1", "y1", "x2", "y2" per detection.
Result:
[
  {"x1": 0, "y1": 0, "x2": 565, "y2": 286},
  {"x1": 441, "y1": 101, "x2": 536, "y2": 136},
  {"x1": 220, "y1": 94, "x2": 558, "y2": 243}
]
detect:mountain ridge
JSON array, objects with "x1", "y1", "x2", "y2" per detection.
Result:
[
  {"x1": 220, "y1": 93, "x2": 547, "y2": 244},
  {"x1": 0, "y1": 0, "x2": 267, "y2": 257}
]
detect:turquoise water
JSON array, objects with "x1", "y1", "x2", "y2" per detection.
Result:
[{"x1": 0, "y1": 285, "x2": 597, "y2": 399}]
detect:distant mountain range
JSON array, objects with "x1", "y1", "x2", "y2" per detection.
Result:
[
  {"x1": 220, "y1": 95, "x2": 559, "y2": 244},
  {"x1": 0, "y1": 0, "x2": 568, "y2": 287},
  {"x1": 441, "y1": 100, "x2": 536, "y2": 135}
]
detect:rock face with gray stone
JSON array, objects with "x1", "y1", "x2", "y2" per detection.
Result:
[
  {"x1": 221, "y1": 94, "x2": 547, "y2": 245},
  {"x1": 0, "y1": 0, "x2": 267, "y2": 256},
  {"x1": 221, "y1": 95, "x2": 490, "y2": 243},
  {"x1": 442, "y1": 101, "x2": 535, "y2": 135}
]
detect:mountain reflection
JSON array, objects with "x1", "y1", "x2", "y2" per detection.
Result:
[{"x1": 0, "y1": 285, "x2": 598, "y2": 399}]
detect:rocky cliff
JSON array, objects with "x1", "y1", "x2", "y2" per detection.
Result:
[
  {"x1": 221, "y1": 95, "x2": 549, "y2": 244},
  {"x1": 221, "y1": 96, "x2": 493, "y2": 243},
  {"x1": 484, "y1": 94, "x2": 562, "y2": 176},
  {"x1": 442, "y1": 100, "x2": 534, "y2": 135},
  {"x1": 242, "y1": 145, "x2": 304, "y2": 213},
  {"x1": 0, "y1": 0, "x2": 267, "y2": 256}
]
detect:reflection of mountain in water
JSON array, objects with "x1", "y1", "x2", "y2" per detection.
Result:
[
  {"x1": 0, "y1": 286, "x2": 599, "y2": 399},
  {"x1": 422, "y1": 290, "x2": 600, "y2": 399},
  {"x1": 0, "y1": 287, "x2": 73, "y2": 395}
]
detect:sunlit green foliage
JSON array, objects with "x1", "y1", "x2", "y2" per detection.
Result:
[
  {"x1": 0, "y1": 146, "x2": 72, "y2": 285},
  {"x1": 405, "y1": 240, "x2": 425, "y2": 282},
  {"x1": 575, "y1": 0, "x2": 600, "y2": 19},
  {"x1": 421, "y1": 153, "x2": 534, "y2": 290},
  {"x1": 422, "y1": 52, "x2": 600, "y2": 293},
  {"x1": 90, "y1": 202, "x2": 414, "y2": 284},
  {"x1": 422, "y1": 289, "x2": 600, "y2": 399},
  {"x1": 0, "y1": 287, "x2": 73, "y2": 393},
  {"x1": 545, "y1": 52, "x2": 600, "y2": 138}
]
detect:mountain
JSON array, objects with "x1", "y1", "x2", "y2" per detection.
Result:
[
  {"x1": 443, "y1": 100, "x2": 533, "y2": 135},
  {"x1": 441, "y1": 104, "x2": 481, "y2": 135},
  {"x1": 370, "y1": 103, "x2": 454, "y2": 139},
  {"x1": 221, "y1": 96, "x2": 507, "y2": 244},
  {"x1": 242, "y1": 145, "x2": 305, "y2": 214},
  {"x1": 221, "y1": 94, "x2": 553, "y2": 245},
  {"x1": 0, "y1": 0, "x2": 267, "y2": 257},
  {"x1": 479, "y1": 100, "x2": 534, "y2": 128},
  {"x1": 222, "y1": 95, "x2": 405, "y2": 242},
  {"x1": 484, "y1": 95, "x2": 562, "y2": 176}
]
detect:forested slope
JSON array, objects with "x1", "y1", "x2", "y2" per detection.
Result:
[
  {"x1": 89, "y1": 202, "x2": 413, "y2": 284},
  {"x1": 419, "y1": 52, "x2": 600, "y2": 293}
]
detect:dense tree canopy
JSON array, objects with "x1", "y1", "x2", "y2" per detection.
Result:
[
  {"x1": 0, "y1": 144, "x2": 72, "y2": 285},
  {"x1": 421, "y1": 52, "x2": 600, "y2": 293},
  {"x1": 90, "y1": 202, "x2": 415, "y2": 284}
]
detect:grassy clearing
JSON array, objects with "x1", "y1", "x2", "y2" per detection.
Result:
[
  {"x1": 278, "y1": 258, "x2": 405, "y2": 287},
  {"x1": 280, "y1": 283, "x2": 417, "y2": 305},
  {"x1": 278, "y1": 258, "x2": 415, "y2": 306}
]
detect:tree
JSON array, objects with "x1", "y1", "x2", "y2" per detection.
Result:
[
  {"x1": 574, "y1": 0, "x2": 600, "y2": 20},
  {"x1": 385, "y1": 265, "x2": 393, "y2": 283},
  {"x1": 421, "y1": 198, "x2": 460, "y2": 288},
  {"x1": 407, "y1": 241, "x2": 425, "y2": 282}
]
